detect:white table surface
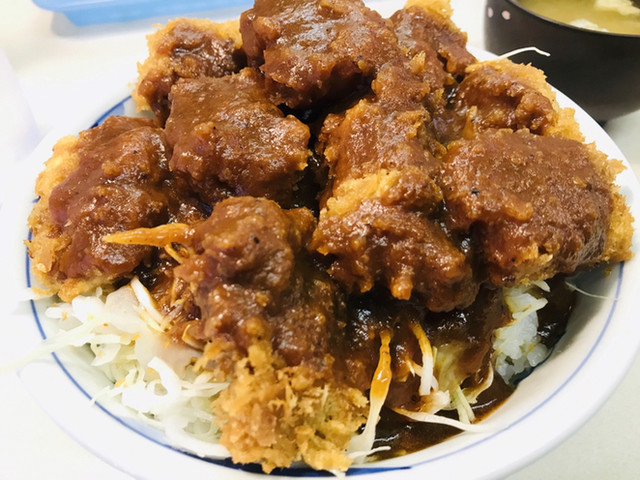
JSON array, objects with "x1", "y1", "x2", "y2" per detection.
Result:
[{"x1": 1, "y1": 0, "x2": 639, "y2": 478}]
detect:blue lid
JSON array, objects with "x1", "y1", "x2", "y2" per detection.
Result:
[{"x1": 32, "y1": 0, "x2": 252, "y2": 25}]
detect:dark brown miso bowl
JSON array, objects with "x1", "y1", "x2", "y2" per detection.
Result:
[{"x1": 484, "y1": 0, "x2": 640, "y2": 122}]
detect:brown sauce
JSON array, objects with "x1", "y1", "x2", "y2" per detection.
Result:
[
  {"x1": 374, "y1": 376, "x2": 514, "y2": 459},
  {"x1": 536, "y1": 276, "x2": 576, "y2": 348},
  {"x1": 371, "y1": 278, "x2": 574, "y2": 457}
]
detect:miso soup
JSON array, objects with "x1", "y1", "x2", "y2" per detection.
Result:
[{"x1": 516, "y1": 0, "x2": 640, "y2": 35}]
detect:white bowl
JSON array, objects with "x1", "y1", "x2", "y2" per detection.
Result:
[{"x1": 1, "y1": 69, "x2": 639, "y2": 480}]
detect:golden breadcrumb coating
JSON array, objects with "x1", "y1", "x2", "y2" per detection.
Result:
[
  {"x1": 133, "y1": 17, "x2": 243, "y2": 117},
  {"x1": 466, "y1": 59, "x2": 633, "y2": 266},
  {"x1": 584, "y1": 143, "x2": 635, "y2": 263},
  {"x1": 213, "y1": 340, "x2": 367, "y2": 473},
  {"x1": 27, "y1": 136, "x2": 85, "y2": 299},
  {"x1": 405, "y1": 0, "x2": 454, "y2": 18},
  {"x1": 463, "y1": 58, "x2": 584, "y2": 141}
]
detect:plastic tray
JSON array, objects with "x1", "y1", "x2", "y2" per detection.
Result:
[{"x1": 32, "y1": 0, "x2": 251, "y2": 26}]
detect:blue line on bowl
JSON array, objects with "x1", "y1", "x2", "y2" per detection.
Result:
[{"x1": 92, "y1": 97, "x2": 128, "y2": 128}]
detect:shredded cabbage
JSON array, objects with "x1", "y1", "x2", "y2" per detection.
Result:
[
  {"x1": 409, "y1": 322, "x2": 436, "y2": 396},
  {"x1": 392, "y1": 408, "x2": 490, "y2": 433},
  {"x1": 354, "y1": 282, "x2": 551, "y2": 457},
  {"x1": 348, "y1": 329, "x2": 392, "y2": 461},
  {"x1": 496, "y1": 46, "x2": 550, "y2": 59},
  {"x1": 33, "y1": 279, "x2": 231, "y2": 459}
]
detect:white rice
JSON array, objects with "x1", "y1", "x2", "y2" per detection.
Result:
[{"x1": 493, "y1": 283, "x2": 550, "y2": 383}]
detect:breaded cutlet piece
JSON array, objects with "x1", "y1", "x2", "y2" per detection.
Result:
[
  {"x1": 456, "y1": 58, "x2": 584, "y2": 141},
  {"x1": 28, "y1": 117, "x2": 170, "y2": 301},
  {"x1": 440, "y1": 128, "x2": 633, "y2": 285},
  {"x1": 133, "y1": 18, "x2": 245, "y2": 124}
]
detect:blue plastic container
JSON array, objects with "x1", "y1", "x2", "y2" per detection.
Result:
[{"x1": 32, "y1": 0, "x2": 252, "y2": 26}]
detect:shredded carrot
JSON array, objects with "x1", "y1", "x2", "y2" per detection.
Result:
[{"x1": 103, "y1": 223, "x2": 192, "y2": 247}]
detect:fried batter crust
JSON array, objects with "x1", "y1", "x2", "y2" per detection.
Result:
[
  {"x1": 174, "y1": 197, "x2": 367, "y2": 471},
  {"x1": 440, "y1": 129, "x2": 632, "y2": 284},
  {"x1": 28, "y1": 116, "x2": 171, "y2": 301},
  {"x1": 134, "y1": 18, "x2": 245, "y2": 124},
  {"x1": 215, "y1": 342, "x2": 366, "y2": 473},
  {"x1": 454, "y1": 59, "x2": 583, "y2": 141}
]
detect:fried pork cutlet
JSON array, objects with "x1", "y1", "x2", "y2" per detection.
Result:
[
  {"x1": 27, "y1": 116, "x2": 172, "y2": 301},
  {"x1": 134, "y1": 17, "x2": 246, "y2": 124},
  {"x1": 26, "y1": 0, "x2": 635, "y2": 475},
  {"x1": 171, "y1": 197, "x2": 367, "y2": 472},
  {"x1": 240, "y1": 0, "x2": 400, "y2": 108},
  {"x1": 311, "y1": 55, "x2": 479, "y2": 312},
  {"x1": 164, "y1": 68, "x2": 310, "y2": 207},
  {"x1": 439, "y1": 128, "x2": 633, "y2": 285},
  {"x1": 391, "y1": 1, "x2": 476, "y2": 81}
]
